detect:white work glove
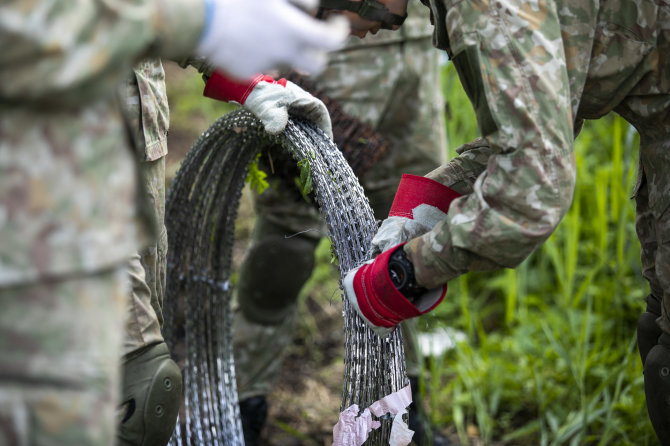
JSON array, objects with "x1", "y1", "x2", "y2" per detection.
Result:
[
  {"x1": 370, "y1": 175, "x2": 462, "y2": 255},
  {"x1": 244, "y1": 78, "x2": 332, "y2": 138},
  {"x1": 196, "y1": 0, "x2": 349, "y2": 79},
  {"x1": 203, "y1": 72, "x2": 333, "y2": 137}
]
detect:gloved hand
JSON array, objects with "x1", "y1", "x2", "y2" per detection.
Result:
[
  {"x1": 196, "y1": 0, "x2": 349, "y2": 79},
  {"x1": 204, "y1": 71, "x2": 333, "y2": 138},
  {"x1": 343, "y1": 244, "x2": 447, "y2": 337},
  {"x1": 371, "y1": 174, "x2": 461, "y2": 255}
]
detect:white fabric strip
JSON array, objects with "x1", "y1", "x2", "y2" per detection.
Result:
[{"x1": 332, "y1": 384, "x2": 414, "y2": 446}]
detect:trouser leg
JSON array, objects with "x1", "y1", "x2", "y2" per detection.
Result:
[
  {"x1": 118, "y1": 156, "x2": 181, "y2": 446},
  {"x1": 233, "y1": 305, "x2": 300, "y2": 401},
  {"x1": 0, "y1": 268, "x2": 126, "y2": 445},
  {"x1": 122, "y1": 156, "x2": 169, "y2": 356},
  {"x1": 636, "y1": 138, "x2": 670, "y2": 445}
]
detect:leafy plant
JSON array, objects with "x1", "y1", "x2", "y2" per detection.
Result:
[
  {"x1": 246, "y1": 152, "x2": 269, "y2": 194},
  {"x1": 295, "y1": 157, "x2": 314, "y2": 202}
]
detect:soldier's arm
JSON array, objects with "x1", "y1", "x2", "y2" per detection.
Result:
[{"x1": 406, "y1": 0, "x2": 576, "y2": 289}]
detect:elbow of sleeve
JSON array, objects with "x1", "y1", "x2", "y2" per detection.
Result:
[
  {"x1": 528, "y1": 158, "x2": 576, "y2": 236},
  {"x1": 551, "y1": 167, "x2": 577, "y2": 230},
  {"x1": 495, "y1": 182, "x2": 575, "y2": 269},
  {"x1": 522, "y1": 181, "x2": 575, "y2": 254}
]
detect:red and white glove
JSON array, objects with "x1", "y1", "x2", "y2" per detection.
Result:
[
  {"x1": 370, "y1": 174, "x2": 461, "y2": 255},
  {"x1": 204, "y1": 71, "x2": 333, "y2": 138},
  {"x1": 343, "y1": 244, "x2": 447, "y2": 337}
]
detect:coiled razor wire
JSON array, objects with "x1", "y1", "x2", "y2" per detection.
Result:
[{"x1": 163, "y1": 109, "x2": 408, "y2": 445}]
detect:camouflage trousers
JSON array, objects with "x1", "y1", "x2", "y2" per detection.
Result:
[
  {"x1": 0, "y1": 267, "x2": 127, "y2": 445},
  {"x1": 233, "y1": 35, "x2": 446, "y2": 400},
  {"x1": 122, "y1": 157, "x2": 168, "y2": 357},
  {"x1": 635, "y1": 137, "x2": 670, "y2": 334}
]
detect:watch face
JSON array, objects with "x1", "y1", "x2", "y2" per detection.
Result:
[
  {"x1": 388, "y1": 258, "x2": 409, "y2": 288},
  {"x1": 388, "y1": 247, "x2": 427, "y2": 302}
]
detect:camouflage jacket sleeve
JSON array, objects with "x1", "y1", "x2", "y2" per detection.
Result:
[
  {"x1": 406, "y1": 0, "x2": 577, "y2": 289},
  {"x1": 0, "y1": 0, "x2": 204, "y2": 109}
]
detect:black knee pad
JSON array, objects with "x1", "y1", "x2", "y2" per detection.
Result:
[
  {"x1": 644, "y1": 334, "x2": 670, "y2": 445},
  {"x1": 118, "y1": 342, "x2": 183, "y2": 446}
]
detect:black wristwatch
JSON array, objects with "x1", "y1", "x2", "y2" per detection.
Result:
[{"x1": 388, "y1": 247, "x2": 427, "y2": 302}]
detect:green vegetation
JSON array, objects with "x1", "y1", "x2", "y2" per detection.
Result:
[
  {"x1": 295, "y1": 157, "x2": 314, "y2": 201},
  {"x1": 246, "y1": 153, "x2": 269, "y2": 194}
]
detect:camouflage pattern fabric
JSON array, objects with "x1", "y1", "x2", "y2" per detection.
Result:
[
  {"x1": 0, "y1": 268, "x2": 128, "y2": 445},
  {"x1": 234, "y1": 1, "x2": 446, "y2": 400},
  {"x1": 0, "y1": 1, "x2": 204, "y2": 443},
  {"x1": 121, "y1": 61, "x2": 170, "y2": 357},
  {"x1": 406, "y1": 0, "x2": 670, "y2": 300},
  {"x1": 123, "y1": 60, "x2": 171, "y2": 163},
  {"x1": 637, "y1": 138, "x2": 670, "y2": 334},
  {"x1": 0, "y1": 0, "x2": 203, "y2": 286},
  {"x1": 233, "y1": 307, "x2": 300, "y2": 400}
]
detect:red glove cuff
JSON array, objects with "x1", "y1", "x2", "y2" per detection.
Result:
[
  {"x1": 203, "y1": 71, "x2": 288, "y2": 104},
  {"x1": 353, "y1": 244, "x2": 446, "y2": 328},
  {"x1": 388, "y1": 174, "x2": 461, "y2": 219}
]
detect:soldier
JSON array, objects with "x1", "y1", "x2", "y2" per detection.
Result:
[
  {"x1": 229, "y1": 2, "x2": 452, "y2": 444},
  {"x1": 325, "y1": 0, "x2": 670, "y2": 443},
  {"x1": 0, "y1": 1, "x2": 346, "y2": 444}
]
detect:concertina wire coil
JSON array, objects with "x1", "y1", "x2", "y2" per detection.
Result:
[{"x1": 163, "y1": 109, "x2": 408, "y2": 445}]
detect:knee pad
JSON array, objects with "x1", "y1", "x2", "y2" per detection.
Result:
[
  {"x1": 644, "y1": 334, "x2": 670, "y2": 445},
  {"x1": 118, "y1": 342, "x2": 182, "y2": 446}
]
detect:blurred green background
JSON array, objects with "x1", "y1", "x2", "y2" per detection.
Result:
[{"x1": 163, "y1": 60, "x2": 655, "y2": 445}]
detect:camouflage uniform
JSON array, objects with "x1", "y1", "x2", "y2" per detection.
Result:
[
  {"x1": 234, "y1": 0, "x2": 447, "y2": 400},
  {"x1": 0, "y1": 1, "x2": 204, "y2": 443},
  {"x1": 400, "y1": 0, "x2": 669, "y2": 440}
]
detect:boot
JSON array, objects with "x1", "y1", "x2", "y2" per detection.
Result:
[{"x1": 239, "y1": 395, "x2": 268, "y2": 446}]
